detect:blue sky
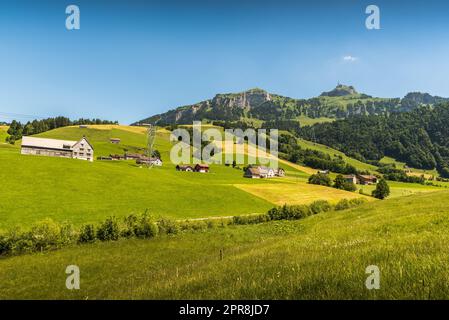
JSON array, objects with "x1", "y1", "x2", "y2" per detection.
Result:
[{"x1": 1, "y1": 0, "x2": 449, "y2": 124}]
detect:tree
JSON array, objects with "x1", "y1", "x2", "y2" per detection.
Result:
[
  {"x1": 333, "y1": 174, "x2": 357, "y2": 192},
  {"x1": 308, "y1": 173, "x2": 332, "y2": 187},
  {"x1": 372, "y1": 178, "x2": 390, "y2": 199},
  {"x1": 333, "y1": 174, "x2": 346, "y2": 189}
]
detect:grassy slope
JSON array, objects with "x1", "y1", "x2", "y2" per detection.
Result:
[
  {"x1": 2, "y1": 191, "x2": 449, "y2": 299},
  {"x1": 235, "y1": 182, "x2": 374, "y2": 205},
  {"x1": 297, "y1": 138, "x2": 378, "y2": 172},
  {"x1": 380, "y1": 156, "x2": 439, "y2": 177},
  {"x1": 0, "y1": 125, "x2": 366, "y2": 231},
  {"x1": 358, "y1": 181, "x2": 448, "y2": 198},
  {"x1": 1, "y1": 125, "x2": 446, "y2": 230},
  {"x1": 0, "y1": 125, "x2": 9, "y2": 143},
  {"x1": 296, "y1": 115, "x2": 334, "y2": 126},
  {"x1": 0, "y1": 126, "x2": 275, "y2": 230}
]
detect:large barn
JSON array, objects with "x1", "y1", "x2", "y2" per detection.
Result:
[{"x1": 21, "y1": 136, "x2": 94, "y2": 162}]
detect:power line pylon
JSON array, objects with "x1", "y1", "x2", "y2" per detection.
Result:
[{"x1": 141, "y1": 123, "x2": 156, "y2": 168}]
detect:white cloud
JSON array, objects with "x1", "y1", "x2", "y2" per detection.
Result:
[{"x1": 343, "y1": 55, "x2": 358, "y2": 62}]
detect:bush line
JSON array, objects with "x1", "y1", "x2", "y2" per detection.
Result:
[{"x1": 0, "y1": 198, "x2": 368, "y2": 257}]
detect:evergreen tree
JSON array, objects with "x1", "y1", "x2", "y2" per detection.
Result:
[{"x1": 372, "y1": 178, "x2": 390, "y2": 200}]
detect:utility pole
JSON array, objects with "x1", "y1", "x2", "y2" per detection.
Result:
[{"x1": 141, "y1": 123, "x2": 156, "y2": 168}]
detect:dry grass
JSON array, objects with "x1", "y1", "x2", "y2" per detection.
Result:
[
  {"x1": 234, "y1": 182, "x2": 374, "y2": 206},
  {"x1": 78, "y1": 124, "x2": 147, "y2": 134}
]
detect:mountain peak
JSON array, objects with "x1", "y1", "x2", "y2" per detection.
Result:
[{"x1": 320, "y1": 84, "x2": 358, "y2": 97}]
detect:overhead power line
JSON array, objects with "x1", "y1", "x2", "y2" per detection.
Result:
[{"x1": 0, "y1": 111, "x2": 48, "y2": 121}]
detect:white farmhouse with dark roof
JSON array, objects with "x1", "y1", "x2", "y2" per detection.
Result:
[{"x1": 21, "y1": 136, "x2": 94, "y2": 162}]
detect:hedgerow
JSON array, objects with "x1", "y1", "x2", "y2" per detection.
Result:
[{"x1": 0, "y1": 198, "x2": 367, "y2": 258}]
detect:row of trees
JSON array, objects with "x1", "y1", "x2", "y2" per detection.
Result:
[
  {"x1": 5, "y1": 117, "x2": 118, "y2": 144},
  {"x1": 308, "y1": 173, "x2": 356, "y2": 192}
]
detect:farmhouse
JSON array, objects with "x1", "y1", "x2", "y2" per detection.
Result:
[
  {"x1": 176, "y1": 165, "x2": 193, "y2": 172},
  {"x1": 21, "y1": 136, "x2": 94, "y2": 162},
  {"x1": 344, "y1": 174, "x2": 358, "y2": 185},
  {"x1": 136, "y1": 157, "x2": 163, "y2": 166},
  {"x1": 259, "y1": 166, "x2": 275, "y2": 178},
  {"x1": 276, "y1": 168, "x2": 286, "y2": 177},
  {"x1": 244, "y1": 166, "x2": 285, "y2": 178},
  {"x1": 357, "y1": 174, "x2": 378, "y2": 185},
  {"x1": 194, "y1": 164, "x2": 209, "y2": 173},
  {"x1": 110, "y1": 154, "x2": 125, "y2": 160},
  {"x1": 244, "y1": 166, "x2": 262, "y2": 178},
  {"x1": 124, "y1": 153, "x2": 143, "y2": 160}
]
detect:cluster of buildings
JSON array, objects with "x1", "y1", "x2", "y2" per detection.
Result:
[
  {"x1": 21, "y1": 134, "x2": 378, "y2": 186},
  {"x1": 102, "y1": 153, "x2": 163, "y2": 166},
  {"x1": 316, "y1": 170, "x2": 378, "y2": 185},
  {"x1": 244, "y1": 166, "x2": 285, "y2": 179},
  {"x1": 20, "y1": 136, "x2": 163, "y2": 166},
  {"x1": 343, "y1": 174, "x2": 378, "y2": 185},
  {"x1": 176, "y1": 164, "x2": 210, "y2": 173}
]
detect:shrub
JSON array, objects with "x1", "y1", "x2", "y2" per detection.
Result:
[
  {"x1": 59, "y1": 223, "x2": 76, "y2": 246},
  {"x1": 1, "y1": 227, "x2": 22, "y2": 256},
  {"x1": 268, "y1": 207, "x2": 283, "y2": 220},
  {"x1": 309, "y1": 200, "x2": 333, "y2": 215},
  {"x1": 29, "y1": 218, "x2": 62, "y2": 251},
  {"x1": 335, "y1": 198, "x2": 368, "y2": 211},
  {"x1": 122, "y1": 214, "x2": 139, "y2": 238},
  {"x1": 206, "y1": 219, "x2": 218, "y2": 229},
  {"x1": 78, "y1": 224, "x2": 96, "y2": 243},
  {"x1": 135, "y1": 214, "x2": 159, "y2": 238},
  {"x1": 288, "y1": 205, "x2": 312, "y2": 220},
  {"x1": 349, "y1": 198, "x2": 368, "y2": 206},
  {"x1": 157, "y1": 218, "x2": 179, "y2": 235},
  {"x1": 269, "y1": 205, "x2": 311, "y2": 221},
  {"x1": 214, "y1": 218, "x2": 232, "y2": 228},
  {"x1": 0, "y1": 235, "x2": 10, "y2": 256},
  {"x1": 233, "y1": 213, "x2": 271, "y2": 225},
  {"x1": 308, "y1": 173, "x2": 332, "y2": 186},
  {"x1": 180, "y1": 220, "x2": 208, "y2": 231},
  {"x1": 96, "y1": 217, "x2": 120, "y2": 241},
  {"x1": 335, "y1": 199, "x2": 350, "y2": 211},
  {"x1": 11, "y1": 239, "x2": 34, "y2": 255}
]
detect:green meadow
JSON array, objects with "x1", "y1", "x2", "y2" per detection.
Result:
[
  {"x1": 1, "y1": 124, "x2": 449, "y2": 299},
  {"x1": 1, "y1": 125, "x2": 447, "y2": 232},
  {"x1": 0, "y1": 131, "x2": 276, "y2": 230},
  {"x1": 1, "y1": 191, "x2": 449, "y2": 299},
  {"x1": 0, "y1": 125, "x2": 335, "y2": 231}
]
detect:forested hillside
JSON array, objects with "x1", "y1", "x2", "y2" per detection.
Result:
[{"x1": 299, "y1": 104, "x2": 449, "y2": 177}]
